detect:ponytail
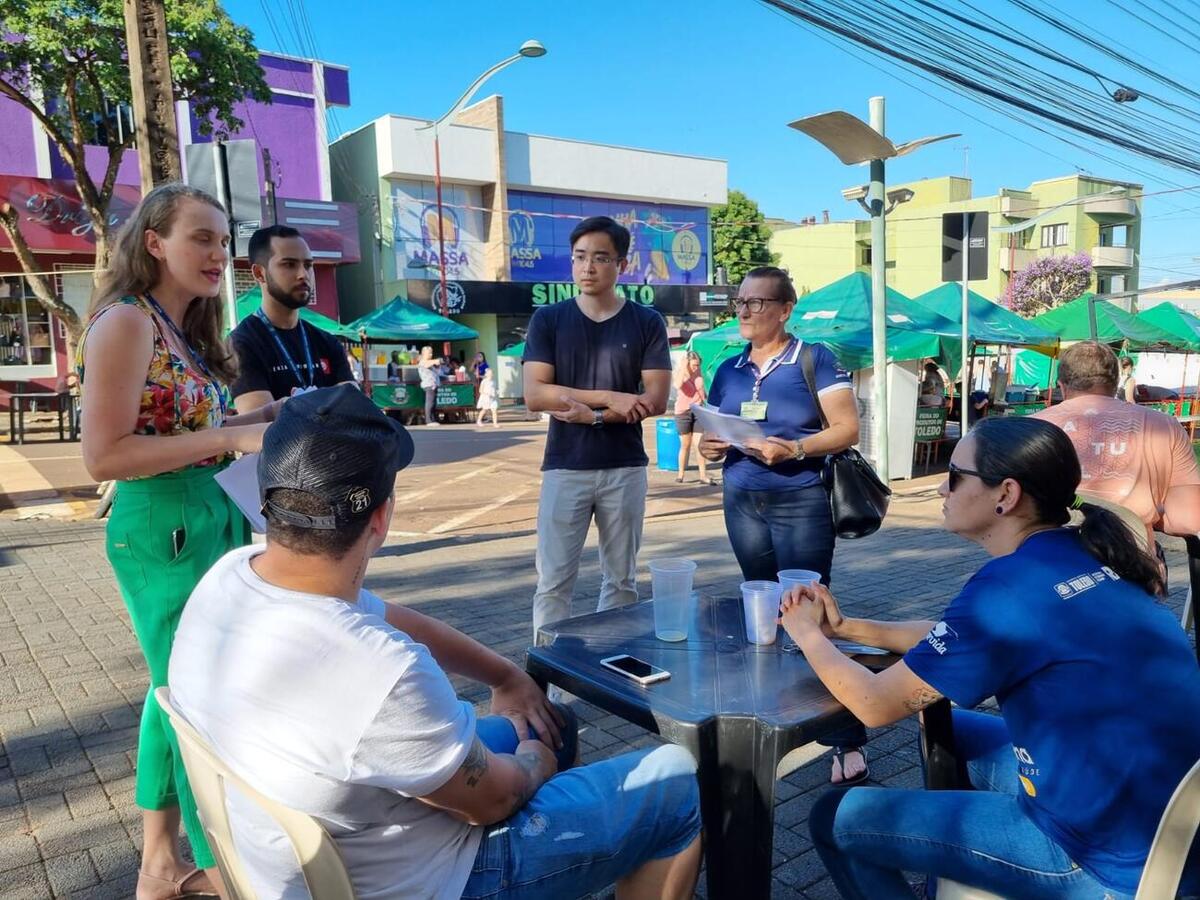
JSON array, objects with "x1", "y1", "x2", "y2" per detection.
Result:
[{"x1": 1076, "y1": 502, "x2": 1165, "y2": 596}]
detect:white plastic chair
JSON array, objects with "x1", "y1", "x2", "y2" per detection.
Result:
[
  {"x1": 937, "y1": 756, "x2": 1200, "y2": 899},
  {"x1": 155, "y1": 687, "x2": 358, "y2": 900}
]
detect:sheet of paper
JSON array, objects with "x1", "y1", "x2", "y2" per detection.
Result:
[
  {"x1": 689, "y1": 403, "x2": 765, "y2": 450},
  {"x1": 214, "y1": 452, "x2": 266, "y2": 534}
]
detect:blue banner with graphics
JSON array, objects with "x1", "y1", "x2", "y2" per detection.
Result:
[{"x1": 507, "y1": 190, "x2": 709, "y2": 285}]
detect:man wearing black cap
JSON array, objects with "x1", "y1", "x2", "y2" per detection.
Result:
[{"x1": 168, "y1": 385, "x2": 702, "y2": 899}]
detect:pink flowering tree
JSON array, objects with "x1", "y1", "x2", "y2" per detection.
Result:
[{"x1": 1005, "y1": 253, "x2": 1093, "y2": 316}]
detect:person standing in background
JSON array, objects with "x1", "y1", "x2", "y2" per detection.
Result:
[
  {"x1": 1118, "y1": 355, "x2": 1138, "y2": 402},
  {"x1": 78, "y1": 183, "x2": 280, "y2": 900},
  {"x1": 229, "y1": 225, "x2": 353, "y2": 411},
  {"x1": 699, "y1": 265, "x2": 870, "y2": 786},
  {"x1": 523, "y1": 216, "x2": 671, "y2": 639},
  {"x1": 672, "y1": 350, "x2": 712, "y2": 484},
  {"x1": 418, "y1": 345, "x2": 443, "y2": 426}
]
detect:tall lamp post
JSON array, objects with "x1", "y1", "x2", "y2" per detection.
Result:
[
  {"x1": 789, "y1": 99, "x2": 958, "y2": 482},
  {"x1": 993, "y1": 187, "x2": 1126, "y2": 341},
  {"x1": 416, "y1": 41, "x2": 547, "y2": 354}
]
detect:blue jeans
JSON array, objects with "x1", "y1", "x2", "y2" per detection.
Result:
[
  {"x1": 810, "y1": 710, "x2": 1140, "y2": 899},
  {"x1": 723, "y1": 481, "x2": 866, "y2": 749},
  {"x1": 460, "y1": 724, "x2": 701, "y2": 900}
]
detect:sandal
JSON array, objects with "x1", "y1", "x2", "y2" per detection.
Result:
[
  {"x1": 830, "y1": 746, "x2": 870, "y2": 786},
  {"x1": 699, "y1": 476, "x2": 714, "y2": 485},
  {"x1": 138, "y1": 867, "x2": 219, "y2": 899},
  {"x1": 674, "y1": 476, "x2": 684, "y2": 483}
]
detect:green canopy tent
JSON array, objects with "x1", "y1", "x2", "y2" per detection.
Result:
[
  {"x1": 1136, "y1": 303, "x2": 1200, "y2": 352},
  {"x1": 1030, "y1": 294, "x2": 1180, "y2": 348},
  {"x1": 912, "y1": 283, "x2": 1058, "y2": 350},
  {"x1": 688, "y1": 272, "x2": 961, "y2": 377},
  {"x1": 232, "y1": 287, "x2": 360, "y2": 339},
  {"x1": 1013, "y1": 296, "x2": 1193, "y2": 390},
  {"x1": 347, "y1": 296, "x2": 479, "y2": 342},
  {"x1": 498, "y1": 342, "x2": 525, "y2": 357}
]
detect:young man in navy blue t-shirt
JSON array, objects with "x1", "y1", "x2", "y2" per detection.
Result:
[{"x1": 522, "y1": 217, "x2": 672, "y2": 636}]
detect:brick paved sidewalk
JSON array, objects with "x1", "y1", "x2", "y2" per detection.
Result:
[{"x1": 1, "y1": 494, "x2": 1193, "y2": 899}]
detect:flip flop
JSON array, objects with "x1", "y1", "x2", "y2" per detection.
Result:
[
  {"x1": 138, "y1": 867, "x2": 219, "y2": 899},
  {"x1": 831, "y1": 746, "x2": 870, "y2": 786},
  {"x1": 674, "y1": 476, "x2": 684, "y2": 483}
]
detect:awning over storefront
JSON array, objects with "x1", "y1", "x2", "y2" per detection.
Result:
[{"x1": 349, "y1": 296, "x2": 479, "y2": 342}]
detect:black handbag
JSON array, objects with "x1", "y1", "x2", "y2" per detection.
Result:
[{"x1": 800, "y1": 345, "x2": 891, "y2": 539}]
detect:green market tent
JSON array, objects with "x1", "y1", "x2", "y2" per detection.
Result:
[
  {"x1": 688, "y1": 272, "x2": 961, "y2": 376},
  {"x1": 1012, "y1": 300, "x2": 1200, "y2": 388},
  {"x1": 911, "y1": 283, "x2": 1058, "y2": 350},
  {"x1": 232, "y1": 287, "x2": 359, "y2": 339},
  {"x1": 498, "y1": 342, "x2": 525, "y2": 357},
  {"x1": 1135, "y1": 303, "x2": 1200, "y2": 352},
  {"x1": 347, "y1": 296, "x2": 479, "y2": 342},
  {"x1": 1030, "y1": 294, "x2": 1180, "y2": 348}
]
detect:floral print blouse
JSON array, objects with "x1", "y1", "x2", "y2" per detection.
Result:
[{"x1": 78, "y1": 296, "x2": 232, "y2": 469}]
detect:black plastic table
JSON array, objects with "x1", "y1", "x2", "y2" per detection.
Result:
[
  {"x1": 6, "y1": 391, "x2": 77, "y2": 444},
  {"x1": 526, "y1": 594, "x2": 896, "y2": 899}
]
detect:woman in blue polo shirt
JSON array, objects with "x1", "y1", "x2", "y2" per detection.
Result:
[
  {"x1": 698, "y1": 265, "x2": 869, "y2": 785},
  {"x1": 783, "y1": 416, "x2": 1200, "y2": 898}
]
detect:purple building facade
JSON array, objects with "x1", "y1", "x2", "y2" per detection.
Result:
[{"x1": 0, "y1": 51, "x2": 357, "y2": 393}]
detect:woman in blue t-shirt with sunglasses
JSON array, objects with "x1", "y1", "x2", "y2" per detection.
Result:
[{"x1": 782, "y1": 416, "x2": 1200, "y2": 898}]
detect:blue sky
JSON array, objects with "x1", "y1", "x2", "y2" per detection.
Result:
[{"x1": 225, "y1": 0, "x2": 1199, "y2": 287}]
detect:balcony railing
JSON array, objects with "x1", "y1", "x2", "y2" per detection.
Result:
[{"x1": 1091, "y1": 245, "x2": 1135, "y2": 268}]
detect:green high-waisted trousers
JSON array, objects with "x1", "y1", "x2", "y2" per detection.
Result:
[{"x1": 105, "y1": 462, "x2": 250, "y2": 869}]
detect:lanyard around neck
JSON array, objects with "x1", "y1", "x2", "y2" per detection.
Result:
[
  {"x1": 255, "y1": 307, "x2": 314, "y2": 388},
  {"x1": 749, "y1": 338, "x2": 796, "y2": 402},
  {"x1": 143, "y1": 292, "x2": 227, "y2": 419}
]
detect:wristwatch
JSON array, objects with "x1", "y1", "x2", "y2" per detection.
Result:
[
  {"x1": 592, "y1": 409, "x2": 604, "y2": 428},
  {"x1": 792, "y1": 441, "x2": 807, "y2": 461}
]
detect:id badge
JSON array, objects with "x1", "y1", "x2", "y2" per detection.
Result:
[{"x1": 740, "y1": 401, "x2": 768, "y2": 421}]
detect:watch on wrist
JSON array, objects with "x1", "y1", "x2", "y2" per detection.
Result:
[
  {"x1": 793, "y1": 441, "x2": 807, "y2": 461},
  {"x1": 592, "y1": 408, "x2": 604, "y2": 428}
]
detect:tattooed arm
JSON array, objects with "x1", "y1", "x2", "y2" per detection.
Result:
[
  {"x1": 791, "y1": 622, "x2": 944, "y2": 728},
  {"x1": 418, "y1": 735, "x2": 557, "y2": 826}
]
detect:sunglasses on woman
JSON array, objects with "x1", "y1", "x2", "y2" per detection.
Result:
[{"x1": 947, "y1": 463, "x2": 990, "y2": 492}]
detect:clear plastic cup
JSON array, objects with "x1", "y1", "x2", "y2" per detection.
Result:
[
  {"x1": 649, "y1": 558, "x2": 697, "y2": 642},
  {"x1": 740, "y1": 580, "x2": 783, "y2": 645},
  {"x1": 777, "y1": 569, "x2": 822, "y2": 594}
]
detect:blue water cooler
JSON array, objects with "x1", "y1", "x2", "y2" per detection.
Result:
[{"x1": 656, "y1": 417, "x2": 680, "y2": 471}]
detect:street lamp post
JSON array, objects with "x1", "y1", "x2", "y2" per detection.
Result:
[
  {"x1": 417, "y1": 41, "x2": 547, "y2": 355},
  {"x1": 789, "y1": 100, "x2": 958, "y2": 482},
  {"x1": 992, "y1": 187, "x2": 1126, "y2": 340}
]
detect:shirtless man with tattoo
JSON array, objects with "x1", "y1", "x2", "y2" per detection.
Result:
[{"x1": 169, "y1": 386, "x2": 702, "y2": 899}]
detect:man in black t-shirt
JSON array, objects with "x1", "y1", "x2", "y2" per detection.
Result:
[
  {"x1": 523, "y1": 217, "x2": 671, "y2": 637},
  {"x1": 230, "y1": 225, "x2": 354, "y2": 412}
]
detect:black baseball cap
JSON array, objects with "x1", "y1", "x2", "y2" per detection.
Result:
[{"x1": 258, "y1": 384, "x2": 415, "y2": 530}]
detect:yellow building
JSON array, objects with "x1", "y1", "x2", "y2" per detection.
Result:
[{"x1": 771, "y1": 174, "x2": 1142, "y2": 301}]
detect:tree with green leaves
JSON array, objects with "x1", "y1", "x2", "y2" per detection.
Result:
[
  {"x1": 709, "y1": 189, "x2": 778, "y2": 285},
  {"x1": 0, "y1": 0, "x2": 269, "y2": 336}
]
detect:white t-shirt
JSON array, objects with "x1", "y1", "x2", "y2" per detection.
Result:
[{"x1": 169, "y1": 546, "x2": 482, "y2": 899}]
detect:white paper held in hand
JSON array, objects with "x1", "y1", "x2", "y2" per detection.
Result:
[
  {"x1": 689, "y1": 403, "x2": 766, "y2": 450},
  {"x1": 214, "y1": 452, "x2": 266, "y2": 533}
]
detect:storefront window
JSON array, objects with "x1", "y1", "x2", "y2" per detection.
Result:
[{"x1": 0, "y1": 276, "x2": 56, "y2": 369}]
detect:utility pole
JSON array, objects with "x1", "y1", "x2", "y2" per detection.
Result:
[
  {"x1": 262, "y1": 147, "x2": 278, "y2": 226},
  {"x1": 122, "y1": 0, "x2": 182, "y2": 193},
  {"x1": 867, "y1": 96, "x2": 890, "y2": 483},
  {"x1": 215, "y1": 141, "x2": 238, "y2": 332}
]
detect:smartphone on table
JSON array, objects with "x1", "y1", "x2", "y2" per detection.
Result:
[{"x1": 600, "y1": 654, "x2": 670, "y2": 686}]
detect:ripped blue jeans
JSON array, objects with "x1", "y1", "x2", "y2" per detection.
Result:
[{"x1": 460, "y1": 717, "x2": 701, "y2": 899}]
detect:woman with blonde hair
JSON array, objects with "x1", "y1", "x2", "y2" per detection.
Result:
[
  {"x1": 672, "y1": 350, "x2": 712, "y2": 484},
  {"x1": 79, "y1": 183, "x2": 280, "y2": 900}
]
